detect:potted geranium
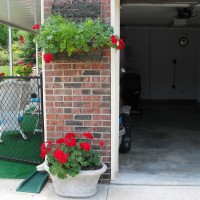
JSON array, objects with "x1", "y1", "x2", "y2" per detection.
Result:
[
  {"x1": 33, "y1": 14, "x2": 125, "y2": 63},
  {"x1": 15, "y1": 61, "x2": 33, "y2": 77},
  {"x1": 40, "y1": 132, "x2": 107, "y2": 198}
]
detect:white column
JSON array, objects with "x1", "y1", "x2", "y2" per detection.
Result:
[
  {"x1": 35, "y1": 43, "x2": 39, "y2": 75},
  {"x1": 34, "y1": 0, "x2": 39, "y2": 75},
  {"x1": 7, "y1": 0, "x2": 13, "y2": 76},
  {"x1": 111, "y1": 0, "x2": 120, "y2": 181},
  {"x1": 41, "y1": 0, "x2": 47, "y2": 142},
  {"x1": 8, "y1": 26, "x2": 13, "y2": 76}
]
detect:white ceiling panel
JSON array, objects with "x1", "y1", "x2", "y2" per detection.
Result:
[
  {"x1": 121, "y1": 4, "x2": 200, "y2": 27},
  {"x1": 0, "y1": 0, "x2": 41, "y2": 32}
]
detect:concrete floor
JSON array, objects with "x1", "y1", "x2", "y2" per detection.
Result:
[
  {"x1": 0, "y1": 179, "x2": 200, "y2": 200},
  {"x1": 3, "y1": 179, "x2": 200, "y2": 200},
  {"x1": 115, "y1": 102, "x2": 200, "y2": 185}
]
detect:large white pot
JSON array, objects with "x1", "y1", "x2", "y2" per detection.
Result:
[{"x1": 44, "y1": 163, "x2": 107, "y2": 198}]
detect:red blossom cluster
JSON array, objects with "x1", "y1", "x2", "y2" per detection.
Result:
[
  {"x1": 32, "y1": 24, "x2": 40, "y2": 30},
  {"x1": 56, "y1": 132, "x2": 76, "y2": 147},
  {"x1": 16, "y1": 61, "x2": 33, "y2": 67},
  {"x1": 0, "y1": 72, "x2": 5, "y2": 77},
  {"x1": 82, "y1": 132, "x2": 93, "y2": 139},
  {"x1": 43, "y1": 53, "x2": 53, "y2": 63},
  {"x1": 19, "y1": 35, "x2": 25, "y2": 44},
  {"x1": 26, "y1": 62, "x2": 33, "y2": 67},
  {"x1": 32, "y1": 23, "x2": 53, "y2": 63},
  {"x1": 100, "y1": 141, "x2": 105, "y2": 147},
  {"x1": 79, "y1": 142, "x2": 91, "y2": 152},
  {"x1": 54, "y1": 149, "x2": 70, "y2": 164},
  {"x1": 40, "y1": 141, "x2": 52, "y2": 159},
  {"x1": 110, "y1": 35, "x2": 125, "y2": 50},
  {"x1": 40, "y1": 132, "x2": 105, "y2": 165}
]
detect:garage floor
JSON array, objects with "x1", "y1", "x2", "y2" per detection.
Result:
[{"x1": 114, "y1": 102, "x2": 200, "y2": 185}]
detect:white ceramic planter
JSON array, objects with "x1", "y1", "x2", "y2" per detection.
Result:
[{"x1": 44, "y1": 163, "x2": 107, "y2": 198}]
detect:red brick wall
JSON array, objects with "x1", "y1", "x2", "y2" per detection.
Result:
[{"x1": 44, "y1": 0, "x2": 111, "y2": 183}]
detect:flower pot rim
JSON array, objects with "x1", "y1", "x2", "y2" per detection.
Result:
[{"x1": 44, "y1": 162, "x2": 107, "y2": 177}]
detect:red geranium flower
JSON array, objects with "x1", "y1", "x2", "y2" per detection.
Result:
[
  {"x1": 32, "y1": 24, "x2": 40, "y2": 30},
  {"x1": 65, "y1": 132, "x2": 75, "y2": 139},
  {"x1": 65, "y1": 138, "x2": 76, "y2": 147},
  {"x1": 100, "y1": 141, "x2": 105, "y2": 147},
  {"x1": 0, "y1": 73, "x2": 5, "y2": 77},
  {"x1": 117, "y1": 39, "x2": 125, "y2": 50},
  {"x1": 82, "y1": 132, "x2": 93, "y2": 139},
  {"x1": 19, "y1": 35, "x2": 25, "y2": 44},
  {"x1": 111, "y1": 35, "x2": 118, "y2": 45},
  {"x1": 54, "y1": 149, "x2": 70, "y2": 164},
  {"x1": 79, "y1": 142, "x2": 91, "y2": 152},
  {"x1": 40, "y1": 142, "x2": 52, "y2": 158},
  {"x1": 43, "y1": 53, "x2": 53, "y2": 63},
  {"x1": 56, "y1": 138, "x2": 65, "y2": 144}
]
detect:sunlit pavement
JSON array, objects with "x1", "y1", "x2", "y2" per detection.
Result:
[{"x1": 1, "y1": 179, "x2": 200, "y2": 200}]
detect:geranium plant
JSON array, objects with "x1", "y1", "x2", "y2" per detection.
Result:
[
  {"x1": 15, "y1": 62, "x2": 33, "y2": 76},
  {"x1": 41, "y1": 132, "x2": 105, "y2": 179},
  {"x1": 34, "y1": 14, "x2": 125, "y2": 63}
]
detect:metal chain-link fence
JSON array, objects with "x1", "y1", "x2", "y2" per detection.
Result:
[{"x1": 0, "y1": 75, "x2": 44, "y2": 164}]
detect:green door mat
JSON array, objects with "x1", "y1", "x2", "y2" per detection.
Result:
[
  {"x1": 0, "y1": 160, "x2": 36, "y2": 179},
  {"x1": 16, "y1": 171, "x2": 49, "y2": 193}
]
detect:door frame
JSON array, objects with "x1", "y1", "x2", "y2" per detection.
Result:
[{"x1": 111, "y1": 0, "x2": 120, "y2": 181}]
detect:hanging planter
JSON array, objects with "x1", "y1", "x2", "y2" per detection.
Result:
[
  {"x1": 33, "y1": 14, "x2": 125, "y2": 63},
  {"x1": 53, "y1": 47, "x2": 102, "y2": 61}
]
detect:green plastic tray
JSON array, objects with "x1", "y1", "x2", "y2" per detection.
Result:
[{"x1": 16, "y1": 171, "x2": 49, "y2": 193}]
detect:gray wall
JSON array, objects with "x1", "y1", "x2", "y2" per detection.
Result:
[{"x1": 121, "y1": 28, "x2": 199, "y2": 100}]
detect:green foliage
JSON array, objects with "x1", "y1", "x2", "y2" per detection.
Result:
[
  {"x1": 0, "y1": 25, "x2": 8, "y2": 48},
  {"x1": 0, "y1": 24, "x2": 36, "y2": 65},
  {"x1": 15, "y1": 64, "x2": 33, "y2": 76},
  {"x1": 0, "y1": 65, "x2": 20, "y2": 76},
  {"x1": 34, "y1": 15, "x2": 115, "y2": 56},
  {"x1": 48, "y1": 143, "x2": 101, "y2": 179},
  {"x1": 0, "y1": 49, "x2": 20, "y2": 66},
  {"x1": 0, "y1": 50, "x2": 9, "y2": 65},
  {"x1": 17, "y1": 31, "x2": 36, "y2": 64}
]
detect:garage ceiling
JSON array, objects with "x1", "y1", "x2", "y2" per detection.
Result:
[
  {"x1": 121, "y1": 3, "x2": 200, "y2": 27},
  {"x1": 121, "y1": 0, "x2": 200, "y2": 3},
  {"x1": 0, "y1": 0, "x2": 41, "y2": 32}
]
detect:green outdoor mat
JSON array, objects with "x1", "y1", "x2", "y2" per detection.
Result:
[
  {"x1": 0, "y1": 160, "x2": 36, "y2": 179},
  {"x1": 16, "y1": 171, "x2": 49, "y2": 193},
  {"x1": 0, "y1": 112, "x2": 43, "y2": 163},
  {"x1": 0, "y1": 130, "x2": 43, "y2": 163}
]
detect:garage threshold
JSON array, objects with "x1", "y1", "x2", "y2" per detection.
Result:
[{"x1": 111, "y1": 169, "x2": 200, "y2": 186}]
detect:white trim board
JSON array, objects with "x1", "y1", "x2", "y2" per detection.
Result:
[{"x1": 111, "y1": 0, "x2": 120, "y2": 181}]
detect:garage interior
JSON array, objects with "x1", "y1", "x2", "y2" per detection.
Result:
[{"x1": 117, "y1": 2, "x2": 200, "y2": 185}]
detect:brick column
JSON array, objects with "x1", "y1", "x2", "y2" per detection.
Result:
[{"x1": 44, "y1": 0, "x2": 111, "y2": 183}]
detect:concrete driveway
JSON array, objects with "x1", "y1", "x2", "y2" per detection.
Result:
[{"x1": 1, "y1": 179, "x2": 200, "y2": 200}]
